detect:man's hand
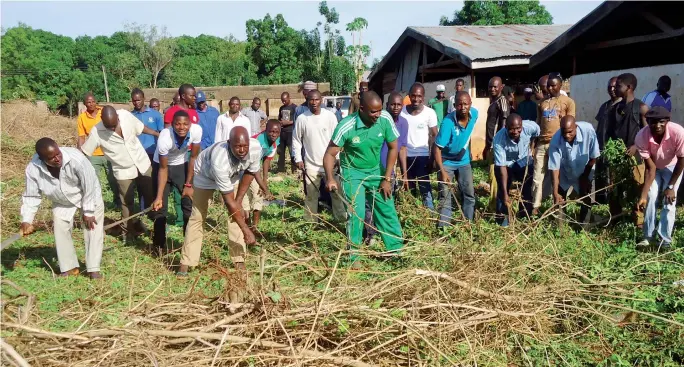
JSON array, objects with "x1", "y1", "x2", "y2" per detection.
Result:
[
  {"x1": 503, "y1": 193, "x2": 512, "y2": 208},
  {"x1": 626, "y1": 145, "x2": 638, "y2": 157},
  {"x1": 401, "y1": 174, "x2": 410, "y2": 191},
  {"x1": 379, "y1": 179, "x2": 392, "y2": 199},
  {"x1": 440, "y1": 169, "x2": 450, "y2": 183},
  {"x1": 82, "y1": 215, "x2": 97, "y2": 230},
  {"x1": 243, "y1": 227, "x2": 256, "y2": 246},
  {"x1": 326, "y1": 179, "x2": 339, "y2": 192},
  {"x1": 152, "y1": 198, "x2": 163, "y2": 211},
  {"x1": 262, "y1": 190, "x2": 275, "y2": 201},
  {"x1": 636, "y1": 196, "x2": 648, "y2": 211},
  {"x1": 19, "y1": 222, "x2": 34, "y2": 236},
  {"x1": 297, "y1": 161, "x2": 305, "y2": 171},
  {"x1": 553, "y1": 192, "x2": 564, "y2": 205},
  {"x1": 664, "y1": 188, "x2": 676, "y2": 205},
  {"x1": 182, "y1": 186, "x2": 193, "y2": 199},
  {"x1": 579, "y1": 175, "x2": 591, "y2": 195}
]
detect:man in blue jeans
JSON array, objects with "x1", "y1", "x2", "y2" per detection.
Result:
[
  {"x1": 434, "y1": 91, "x2": 479, "y2": 226},
  {"x1": 401, "y1": 83, "x2": 438, "y2": 209},
  {"x1": 493, "y1": 114, "x2": 539, "y2": 226}
]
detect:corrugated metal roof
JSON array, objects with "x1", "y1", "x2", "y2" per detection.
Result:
[{"x1": 410, "y1": 24, "x2": 572, "y2": 61}]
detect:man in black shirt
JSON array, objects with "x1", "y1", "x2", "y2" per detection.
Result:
[
  {"x1": 484, "y1": 76, "x2": 510, "y2": 211},
  {"x1": 605, "y1": 72, "x2": 648, "y2": 217},
  {"x1": 278, "y1": 91, "x2": 298, "y2": 173},
  {"x1": 594, "y1": 76, "x2": 621, "y2": 204}
]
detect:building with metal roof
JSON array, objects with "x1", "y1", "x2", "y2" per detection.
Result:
[{"x1": 368, "y1": 24, "x2": 570, "y2": 96}]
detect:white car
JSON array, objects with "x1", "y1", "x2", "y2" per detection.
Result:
[{"x1": 323, "y1": 96, "x2": 352, "y2": 119}]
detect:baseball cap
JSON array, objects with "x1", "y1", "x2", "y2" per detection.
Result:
[
  {"x1": 436, "y1": 84, "x2": 446, "y2": 92},
  {"x1": 303, "y1": 81, "x2": 317, "y2": 90},
  {"x1": 196, "y1": 90, "x2": 207, "y2": 103}
]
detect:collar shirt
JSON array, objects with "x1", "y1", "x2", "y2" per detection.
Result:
[
  {"x1": 254, "y1": 131, "x2": 280, "y2": 160},
  {"x1": 131, "y1": 106, "x2": 164, "y2": 155},
  {"x1": 493, "y1": 120, "x2": 540, "y2": 167},
  {"x1": 635, "y1": 122, "x2": 684, "y2": 169},
  {"x1": 547, "y1": 121, "x2": 600, "y2": 190},
  {"x1": 21, "y1": 147, "x2": 103, "y2": 223},
  {"x1": 77, "y1": 107, "x2": 104, "y2": 156},
  {"x1": 332, "y1": 111, "x2": 399, "y2": 171},
  {"x1": 435, "y1": 108, "x2": 479, "y2": 168},
  {"x1": 154, "y1": 124, "x2": 202, "y2": 165},
  {"x1": 192, "y1": 139, "x2": 262, "y2": 194},
  {"x1": 642, "y1": 90, "x2": 672, "y2": 112},
  {"x1": 215, "y1": 112, "x2": 251, "y2": 143},
  {"x1": 240, "y1": 107, "x2": 267, "y2": 135},
  {"x1": 292, "y1": 108, "x2": 339, "y2": 172},
  {"x1": 81, "y1": 109, "x2": 152, "y2": 180}
]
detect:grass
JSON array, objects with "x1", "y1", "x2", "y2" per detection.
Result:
[{"x1": 1, "y1": 102, "x2": 683, "y2": 366}]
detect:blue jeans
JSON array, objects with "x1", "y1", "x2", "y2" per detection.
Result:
[
  {"x1": 438, "y1": 165, "x2": 475, "y2": 226},
  {"x1": 644, "y1": 165, "x2": 682, "y2": 245},
  {"x1": 495, "y1": 162, "x2": 534, "y2": 227},
  {"x1": 407, "y1": 156, "x2": 434, "y2": 210}
]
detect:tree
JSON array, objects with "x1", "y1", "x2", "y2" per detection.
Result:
[
  {"x1": 345, "y1": 17, "x2": 370, "y2": 90},
  {"x1": 439, "y1": 1, "x2": 552, "y2": 26},
  {"x1": 125, "y1": 23, "x2": 176, "y2": 88},
  {"x1": 246, "y1": 14, "x2": 304, "y2": 84}
]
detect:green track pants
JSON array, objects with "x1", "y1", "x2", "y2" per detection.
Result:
[{"x1": 342, "y1": 167, "x2": 403, "y2": 261}]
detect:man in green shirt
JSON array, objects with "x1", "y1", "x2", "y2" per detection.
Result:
[
  {"x1": 323, "y1": 91, "x2": 404, "y2": 265},
  {"x1": 428, "y1": 84, "x2": 449, "y2": 128}
]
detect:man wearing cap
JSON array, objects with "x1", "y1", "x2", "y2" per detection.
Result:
[
  {"x1": 428, "y1": 84, "x2": 449, "y2": 129},
  {"x1": 294, "y1": 81, "x2": 317, "y2": 123},
  {"x1": 517, "y1": 87, "x2": 537, "y2": 122},
  {"x1": 635, "y1": 106, "x2": 684, "y2": 251},
  {"x1": 241, "y1": 97, "x2": 267, "y2": 136},
  {"x1": 196, "y1": 90, "x2": 220, "y2": 150},
  {"x1": 348, "y1": 81, "x2": 369, "y2": 115}
]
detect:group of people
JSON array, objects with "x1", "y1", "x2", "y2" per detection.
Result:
[{"x1": 17, "y1": 72, "x2": 679, "y2": 278}]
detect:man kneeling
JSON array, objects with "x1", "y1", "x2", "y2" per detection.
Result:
[
  {"x1": 20, "y1": 138, "x2": 105, "y2": 279},
  {"x1": 178, "y1": 126, "x2": 260, "y2": 275}
]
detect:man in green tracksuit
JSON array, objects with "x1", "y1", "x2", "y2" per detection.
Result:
[{"x1": 323, "y1": 91, "x2": 403, "y2": 265}]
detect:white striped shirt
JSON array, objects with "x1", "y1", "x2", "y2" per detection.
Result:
[
  {"x1": 193, "y1": 139, "x2": 262, "y2": 194},
  {"x1": 21, "y1": 147, "x2": 103, "y2": 223}
]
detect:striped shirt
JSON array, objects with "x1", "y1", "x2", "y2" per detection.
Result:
[
  {"x1": 21, "y1": 147, "x2": 103, "y2": 223},
  {"x1": 193, "y1": 139, "x2": 262, "y2": 194}
]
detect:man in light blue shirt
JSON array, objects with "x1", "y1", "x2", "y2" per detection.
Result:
[
  {"x1": 196, "y1": 90, "x2": 220, "y2": 150},
  {"x1": 493, "y1": 114, "x2": 539, "y2": 226},
  {"x1": 434, "y1": 91, "x2": 479, "y2": 224},
  {"x1": 130, "y1": 88, "x2": 164, "y2": 159},
  {"x1": 548, "y1": 116, "x2": 600, "y2": 224}
]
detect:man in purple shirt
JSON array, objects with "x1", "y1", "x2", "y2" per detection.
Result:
[
  {"x1": 642, "y1": 76, "x2": 672, "y2": 112},
  {"x1": 364, "y1": 92, "x2": 408, "y2": 242}
]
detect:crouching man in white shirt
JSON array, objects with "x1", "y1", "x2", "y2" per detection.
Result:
[
  {"x1": 20, "y1": 138, "x2": 105, "y2": 279},
  {"x1": 178, "y1": 126, "x2": 260, "y2": 276}
]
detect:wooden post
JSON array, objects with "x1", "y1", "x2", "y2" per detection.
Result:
[
  {"x1": 101, "y1": 65, "x2": 110, "y2": 103},
  {"x1": 470, "y1": 70, "x2": 476, "y2": 97}
]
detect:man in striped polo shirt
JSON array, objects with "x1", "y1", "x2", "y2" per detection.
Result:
[{"x1": 323, "y1": 91, "x2": 404, "y2": 266}]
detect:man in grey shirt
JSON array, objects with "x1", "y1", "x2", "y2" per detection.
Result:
[{"x1": 241, "y1": 97, "x2": 267, "y2": 135}]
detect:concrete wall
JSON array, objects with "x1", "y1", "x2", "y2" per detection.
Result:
[{"x1": 570, "y1": 63, "x2": 683, "y2": 126}]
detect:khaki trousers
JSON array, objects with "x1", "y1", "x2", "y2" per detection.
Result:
[
  {"x1": 303, "y1": 169, "x2": 346, "y2": 222},
  {"x1": 181, "y1": 187, "x2": 246, "y2": 267},
  {"x1": 53, "y1": 203, "x2": 105, "y2": 273},
  {"x1": 240, "y1": 180, "x2": 263, "y2": 212},
  {"x1": 532, "y1": 142, "x2": 550, "y2": 208}
]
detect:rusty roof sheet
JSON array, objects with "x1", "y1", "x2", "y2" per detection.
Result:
[{"x1": 410, "y1": 24, "x2": 571, "y2": 61}]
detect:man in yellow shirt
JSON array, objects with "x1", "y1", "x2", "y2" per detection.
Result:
[{"x1": 77, "y1": 93, "x2": 120, "y2": 207}]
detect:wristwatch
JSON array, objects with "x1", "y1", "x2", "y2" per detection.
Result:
[
  {"x1": 383, "y1": 176, "x2": 392, "y2": 182},
  {"x1": 667, "y1": 184, "x2": 674, "y2": 190}
]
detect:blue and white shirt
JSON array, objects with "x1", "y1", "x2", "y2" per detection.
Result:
[
  {"x1": 548, "y1": 121, "x2": 600, "y2": 191},
  {"x1": 493, "y1": 120, "x2": 539, "y2": 167}
]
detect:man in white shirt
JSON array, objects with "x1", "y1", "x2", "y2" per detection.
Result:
[
  {"x1": 241, "y1": 97, "x2": 268, "y2": 135},
  {"x1": 293, "y1": 89, "x2": 345, "y2": 222},
  {"x1": 81, "y1": 106, "x2": 160, "y2": 239},
  {"x1": 216, "y1": 97, "x2": 251, "y2": 142},
  {"x1": 401, "y1": 82, "x2": 438, "y2": 210},
  {"x1": 151, "y1": 110, "x2": 202, "y2": 252},
  {"x1": 20, "y1": 138, "x2": 105, "y2": 279},
  {"x1": 180, "y1": 126, "x2": 260, "y2": 275}
]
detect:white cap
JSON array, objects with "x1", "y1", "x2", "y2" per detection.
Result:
[
  {"x1": 436, "y1": 84, "x2": 446, "y2": 92},
  {"x1": 524, "y1": 87, "x2": 533, "y2": 93}
]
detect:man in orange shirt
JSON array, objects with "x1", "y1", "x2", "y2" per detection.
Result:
[{"x1": 77, "y1": 93, "x2": 120, "y2": 207}]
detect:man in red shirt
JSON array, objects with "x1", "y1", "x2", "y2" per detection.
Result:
[{"x1": 164, "y1": 84, "x2": 199, "y2": 127}]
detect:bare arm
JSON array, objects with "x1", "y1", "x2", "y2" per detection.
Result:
[
  {"x1": 399, "y1": 146, "x2": 408, "y2": 177},
  {"x1": 253, "y1": 163, "x2": 271, "y2": 198},
  {"x1": 235, "y1": 172, "x2": 255, "y2": 205},
  {"x1": 497, "y1": 165, "x2": 509, "y2": 204},
  {"x1": 385, "y1": 139, "x2": 399, "y2": 180},
  {"x1": 551, "y1": 169, "x2": 561, "y2": 203},
  {"x1": 142, "y1": 126, "x2": 160, "y2": 137},
  {"x1": 185, "y1": 145, "x2": 200, "y2": 187},
  {"x1": 638, "y1": 157, "x2": 657, "y2": 209},
  {"x1": 78, "y1": 136, "x2": 86, "y2": 149},
  {"x1": 152, "y1": 156, "x2": 169, "y2": 209},
  {"x1": 220, "y1": 189, "x2": 255, "y2": 245},
  {"x1": 324, "y1": 142, "x2": 342, "y2": 187}
]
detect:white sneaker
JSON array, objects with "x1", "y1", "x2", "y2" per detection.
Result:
[{"x1": 636, "y1": 239, "x2": 652, "y2": 249}]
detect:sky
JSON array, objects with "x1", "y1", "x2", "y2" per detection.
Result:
[{"x1": 1, "y1": 1, "x2": 602, "y2": 59}]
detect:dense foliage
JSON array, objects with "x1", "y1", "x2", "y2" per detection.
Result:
[
  {"x1": 0, "y1": 2, "x2": 364, "y2": 110},
  {"x1": 440, "y1": 0, "x2": 553, "y2": 26}
]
